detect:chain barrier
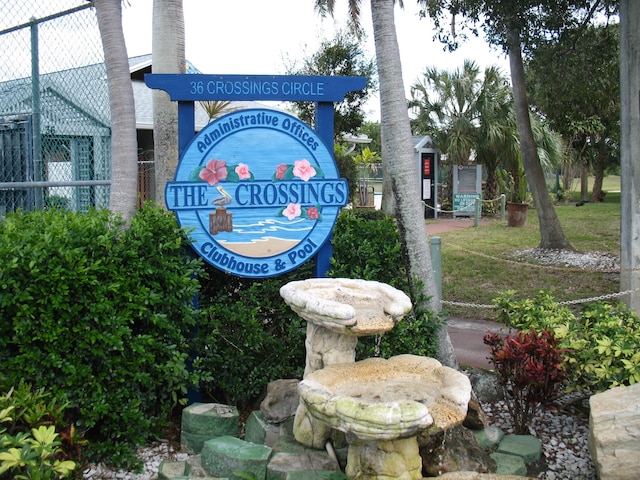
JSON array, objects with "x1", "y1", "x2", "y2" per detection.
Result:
[
  {"x1": 433, "y1": 204, "x2": 638, "y2": 310},
  {"x1": 424, "y1": 194, "x2": 504, "y2": 216},
  {"x1": 442, "y1": 288, "x2": 640, "y2": 310}
]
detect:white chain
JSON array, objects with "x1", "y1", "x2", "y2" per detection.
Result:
[
  {"x1": 442, "y1": 288, "x2": 640, "y2": 310},
  {"x1": 423, "y1": 195, "x2": 503, "y2": 215}
]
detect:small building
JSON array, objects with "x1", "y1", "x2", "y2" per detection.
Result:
[
  {"x1": 413, "y1": 135, "x2": 439, "y2": 218},
  {"x1": 0, "y1": 54, "x2": 266, "y2": 214}
]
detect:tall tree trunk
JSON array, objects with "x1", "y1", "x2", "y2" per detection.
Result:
[
  {"x1": 484, "y1": 168, "x2": 499, "y2": 204},
  {"x1": 371, "y1": 0, "x2": 457, "y2": 369},
  {"x1": 507, "y1": 29, "x2": 572, "y2": 250},
  {"x1": 590, "y1": 142, "x2": 606, "y2": 202},
  {"x1": 152, "y1": 0, "x2": 185, "y2": 207},
  {"x1": 580, "y1": 162, "x2": 589, "y2": 201},
  {"x1": 94, "y1": 0, "x2": 138, "y2": 223}
]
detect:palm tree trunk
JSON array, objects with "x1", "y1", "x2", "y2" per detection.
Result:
[
  {"x1": 507, "y1": 28, "x2": 572, "y2": 250},
  {"x1": 371, "y1": 0, "x2": 457, "y2": 368},
  {"x1": 94, "y1": 0, "x2": 138, "y2": 223},
  {"x1": 152, "y1": 0, "x2": 185, "y2": 207}
]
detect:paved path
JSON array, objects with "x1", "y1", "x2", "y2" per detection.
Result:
[
  {"x1": 425, "y1": 217, "x2": 509, "y2": 370},
  {"x1": 447, "y1": 317, "x2": 512, "y2": 370}
]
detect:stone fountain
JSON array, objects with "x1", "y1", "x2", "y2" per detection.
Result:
[
  {"x1": 280, "y1": 278, "x2": 472, "y2": 480},
  {"x1": 299, "y1": 354, "x2": 471, "y2": 480},
  {"x1": 280, "y1": 278, "x2": 413, "y2": 449}
]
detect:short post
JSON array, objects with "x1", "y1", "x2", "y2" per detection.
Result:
[
  {"x1": 474, "y1": 198, "x2": 481, "y2": 227},
  {"x1": 430, "y1": 237, "x2": 442, "y2": 301},
  {"x1": 500, "y1": 194, "x2": 506, "y2": 222}
]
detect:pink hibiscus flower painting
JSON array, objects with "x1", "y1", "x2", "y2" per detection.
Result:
[
  {"x1": 282, "y1": 203, "x2": 302, "y2": 220},
  {"x1": 235, "y1": 163, "x2": 251, "y2": 180},
  {"x1": 275, "y1": 163, "x2": 288, "y2": 180},
  {"x1": 199, "y1": 159, "x2": 228, "y2": 186},
  {"x1": 292, "y1": 159, "x2": 316, "y2": 182}
]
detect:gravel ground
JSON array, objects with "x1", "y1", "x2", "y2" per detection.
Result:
[
  {"x1": 511, "y1": 248, "x2": 620, "y2": 272},
  {"x1": 483, "y1": 394, "x2": 596, "y2": 480}
]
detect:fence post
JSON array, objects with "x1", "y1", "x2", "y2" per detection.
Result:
[
  {"x1": 500, "y1": 194, "x2": 506, "y2": 222},
  {"x1": 30, "y1": 19, "x2": 43, "y2": 208},
  {"x1": 430, "y1": 236, "x2": 442, "y2": 301}
]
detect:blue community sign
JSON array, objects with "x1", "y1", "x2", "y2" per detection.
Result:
[
  {"x1": 145, "y1": 74, "x2": 366, "y2": 278},
  {"x1": 168, "y1": 108, "x2": 347, "y2": 277}
]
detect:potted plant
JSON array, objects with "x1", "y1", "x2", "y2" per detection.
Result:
[{"x1": 498, "y1": 163, "x2": 529, "y2": 227}]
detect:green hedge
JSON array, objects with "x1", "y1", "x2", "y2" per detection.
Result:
[
  {"x1": 194, "y1": 265, "x2": 311, "y2": 410},
  {"x1": 0, "y1": 205, "x2": 203, "y2": 465},
  {"x1": 494, "y1": 290, "x2": 640, "y2": 392},
  {"x1": 328, "y1": 209, "x2": 441, "y2": 360},
  {"x1": 0, "y1": 205, "x2": 443, "y2": 464}
]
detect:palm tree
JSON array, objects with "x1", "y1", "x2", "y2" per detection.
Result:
[
  {"x1": 474, "y1": 66, "x2": 519, "y2": 202},
  {"x1": 315, "y1": 0, "x2": 458, "y2": 368},
  {"x1": 410, "y1": 61, "x2": 518, "y2": 206},
  {"x1": 152, "y1": 0, "x2": 185, "y2": 207},
  {"x1": 410, "y1": 60, "x2": 484, "y2": 204},
  {"x1": 93, "y1": 0, "x2": 138, "y2": 222}
]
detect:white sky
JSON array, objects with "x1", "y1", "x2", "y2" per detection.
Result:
[{"x1": 121, "y1": 0, "x2": 509, "y2": 121}]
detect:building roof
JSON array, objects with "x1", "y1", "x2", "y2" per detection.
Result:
[{"x1": 0, "y1": 53, "x2": 275, "y2": 132}]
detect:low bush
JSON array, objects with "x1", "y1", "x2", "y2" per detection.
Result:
[
  {"x1": 484, "y1": 329, "x2": 566, "y2": 434},
  {"x1": 194, "y1": 265, "x2": 310, "y2": 410},
  {"x1": 0, "y1": 205, "x2": 203, "y2": 466},
  {"x1": 493, "y1": 290, "x2": 640, "y2": 392},
  {"x1": 0, "y1": 381, "x2": 79, "y2": 479},
  {"x1": 329, "y1": 209, "x2": 442, "y2": 359}
]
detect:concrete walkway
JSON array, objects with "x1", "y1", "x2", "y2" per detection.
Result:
[
  {"x1": 425, "y1": 217, "x2": 510, "y2": 370},
  {"x1": 447, "y1": 317, "x2": 512, "y2": 370}
]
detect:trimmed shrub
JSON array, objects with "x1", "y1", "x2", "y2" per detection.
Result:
[
  {"x1": 329, "y1": 209, "x2": 442, "y2": 359},
  {"x1": 493, "y1": 290, "x2": 640, "y2": 392},
  {"x1": 0, "y1": 205, "x2": 203, "y2": 465},
  {"x1": 194, "y1": 265, "x2": 310, "y2": 410}
]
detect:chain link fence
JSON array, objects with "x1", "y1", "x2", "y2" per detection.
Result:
[{"x1": 0, "y1": 1, "x2": 111, "y2": 214}]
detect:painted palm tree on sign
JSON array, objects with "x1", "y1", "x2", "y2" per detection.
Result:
[
  {"x1": 314, "y1": 0, "x2": 458, "y2": 369},
  {"x1": 92, "y1": 0, "x2": 138, "y2": 222}
]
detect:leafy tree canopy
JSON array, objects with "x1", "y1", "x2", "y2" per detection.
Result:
[
  {"x1": 420, "y1": 0, "x2": 618, "y2": 55},
  {"x1": 286, "y1": 28, "x2": 377, "y2": 138},
  {"x1": 526, "y1": 22, "x2": 619, "y2": 145}
]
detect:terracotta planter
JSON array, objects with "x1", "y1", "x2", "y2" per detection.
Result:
[{"x1": 507, "y1": 202, "x2": 529, "y2": 227}]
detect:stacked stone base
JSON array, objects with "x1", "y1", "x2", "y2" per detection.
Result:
[{"x1": 159, "y1": 403, "x2": 346, "y2": 480}]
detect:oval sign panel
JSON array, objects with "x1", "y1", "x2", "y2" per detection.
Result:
[{"x1": 166, "y1": 108, "x2": 348, "y2": 278}]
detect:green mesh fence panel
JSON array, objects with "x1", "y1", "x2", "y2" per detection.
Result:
[{"x1": 0, "y1": 1, "x2": 112, "y2": 213}]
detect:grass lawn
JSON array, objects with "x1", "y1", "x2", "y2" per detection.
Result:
[{"x1": 434, "y1": 179, "x2": 622, "y2": 321}]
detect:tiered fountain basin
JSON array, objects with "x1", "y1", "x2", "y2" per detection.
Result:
[
  {"x1": 298, "y1": 354, "x2": 472, "y2": 480},
  {"x1": 279, "y1": 277, "x2": 413, "y2": 336},
  {"x1": 280, "y1": 278, "x2": 413, "y2": 449}
]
